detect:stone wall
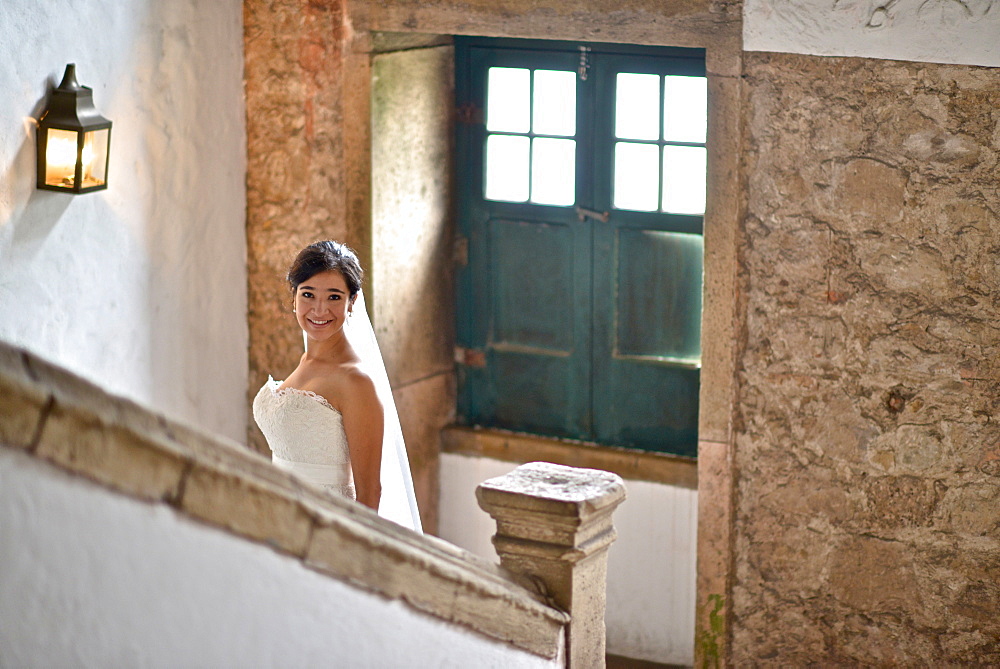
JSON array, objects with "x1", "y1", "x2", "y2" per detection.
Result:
[
  {"x1": 357, "y1": 0, "x2": 740, "y2": 47},
  {"x1": 244, "y1": 0, "x2": 352, "y2": 454},
  {"x1": 371, "y1": 45, "x2": 457, "y2": 534},
  {"x1": 734, "y1": 52, "x2": 1000, "y2": 663}
]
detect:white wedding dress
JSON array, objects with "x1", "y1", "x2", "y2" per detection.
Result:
[
  {"x1": 253, "y1": 378, "x2": 356, "y2": 500},
  {"x1": 251, "y1": 292, "x2": 422, "y2": 533}
]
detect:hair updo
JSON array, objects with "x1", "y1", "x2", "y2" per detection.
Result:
[{"x1": 286, "y1": 241, "x2": 364, "y2": 299}]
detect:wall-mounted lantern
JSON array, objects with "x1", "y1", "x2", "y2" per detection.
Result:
[{"x1": 36, "y1": 64, "x2": 112, "y2": 194}]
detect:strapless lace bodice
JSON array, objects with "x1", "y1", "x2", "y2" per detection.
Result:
[{"x1": 253, "y1": 377, "x2": 355, "y2": 500}]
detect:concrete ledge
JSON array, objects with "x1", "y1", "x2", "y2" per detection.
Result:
[
  {"x1": 0, "y1": 342, "x2": 567, "y2": 659},
  {"x1": 0, "y1": 345, "x2": 49, "y2": 451},
  {"x1": 442, "y1": 425, "x2": 698, "y2": 489}
]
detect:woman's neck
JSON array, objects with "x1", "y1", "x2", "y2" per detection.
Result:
[{"x1": 302, "y1": 330, "x2": 356, "y2": 364}]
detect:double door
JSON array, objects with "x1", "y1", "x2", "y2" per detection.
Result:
[{"x1": 455, "y1": 38, "x2": 705, "y2": 456}]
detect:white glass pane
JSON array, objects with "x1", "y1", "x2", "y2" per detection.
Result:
[
  {"x1": 614, "y1": 142, "x2": 659, "y2": 211},
  {"x1": 533, "y1": 70, "x2": 576, "y2": 137},
  {"x1": 44, "y1": 128, "x2": 78, "y2": 187},
  {"x1": 615, "y1": 73, "x2": 660, "y2": 141},
  {"x1": 663, "y1": 145, "x2": 707, "y2": 214},
  {"x1": 485, "y1": 134, "x2": 530, "y2": 202},
  {"x1": 531, "y1": 138, "x2": 576, "y2": 206},
  {"x1": 83, "y1": 129, "x2": 109, "y2": 186},
  {"x1": 663, "y1": 75, "x2": 707, "y2": 143},
  {"x1": 487, "y1": 67, "x2": 530, "y2": 133}
]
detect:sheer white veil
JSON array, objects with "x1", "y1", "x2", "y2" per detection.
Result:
[{"x1": 343, "y1": 291, "x2": 422, "y2": 533}]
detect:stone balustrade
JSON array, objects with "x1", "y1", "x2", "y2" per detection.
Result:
[{"x1": 478, "y1": 461, "x2": 627, "y2": 669}]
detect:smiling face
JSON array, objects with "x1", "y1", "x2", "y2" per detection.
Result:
[{"x1": 293, "y1": 269, "x2": 355, "y2": 341}]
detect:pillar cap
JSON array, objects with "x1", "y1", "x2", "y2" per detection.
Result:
[{"x1": 477, "y1": 461, "x2": 626, "y2": 519}]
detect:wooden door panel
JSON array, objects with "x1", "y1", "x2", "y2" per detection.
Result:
[
  {"x1": 592, "y1": 225, "x2": 702, "y2": 455},
  {"x1": 490, "y1": 219, "x2": 575, "y2": 352},
  {"x1": 485, "y1": 217, "x2": 591, "y2": 437},
  {"x1": 491, "y1": 352, "x2": 578, "y2": 434},
  {"x1": 598, "y1": 362, "x2": 700, "y2": 455}
]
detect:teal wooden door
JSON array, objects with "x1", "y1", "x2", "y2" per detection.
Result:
[{"x1": 455, "y1": 38, "x2": 705, "y2": 457}]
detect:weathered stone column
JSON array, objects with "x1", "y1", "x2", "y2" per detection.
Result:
[{"x1": 476, "y1": 462, "x2": 626, "y2": 669}]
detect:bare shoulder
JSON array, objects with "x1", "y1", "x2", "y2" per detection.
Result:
[
  {"x1": 341, "y1": 363, "x2": 378, "y2": 398},
  {"x1": 315, "y1": 362, "x2": 379, "y2": 412}
]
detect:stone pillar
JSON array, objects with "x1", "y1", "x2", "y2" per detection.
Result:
[{"x1": 476, "y1": 462, "x2": 626, "y2": 669}]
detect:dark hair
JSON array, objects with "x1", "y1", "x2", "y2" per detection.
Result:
[{"x1": 286, "y1": 241, "x2": 363, "y2": 298}]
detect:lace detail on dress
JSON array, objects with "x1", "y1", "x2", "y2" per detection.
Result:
[
  {"x1": 253, "y1": 377, "x2": 354, "y2": 500},
  {"x1": 270, "y1": 385, "x2": 335, "y2": 412},
  {"x1": 326, "y1": 482, "x2": 357, "y2": 498}
]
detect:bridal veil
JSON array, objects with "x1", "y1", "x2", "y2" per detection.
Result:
[{"x1": 343, "y1": 292, "x2": 422, "y2": 533}]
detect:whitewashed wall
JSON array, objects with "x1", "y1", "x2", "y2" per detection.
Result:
[
  {"x1": 744, "y1": 0, "x2": 1000, "y2": 67},
  {"x1": 440, "y1": 453, "x2": 698, "y2": 666},
  {"x1": 0, "y1": 449, "x2": 560, "y2": 669},
  {"x1": 0, "y1": 0, "x2": 247, "y2": 441}
]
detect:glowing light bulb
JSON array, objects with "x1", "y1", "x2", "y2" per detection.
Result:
[{"x1": 46, "y1": 134, "x2": 78, "y2": 169}]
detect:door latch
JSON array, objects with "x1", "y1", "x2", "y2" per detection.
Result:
[
  {"x1": 577, "y1": 46, "x2": 591, "y2": 81},
  {"x1": 575, "y1": 206, "x2": 609, "y2": 223}
]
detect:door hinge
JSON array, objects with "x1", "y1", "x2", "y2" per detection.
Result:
[
  {"x1": 455, "y1": 346, "x2": 487, "y2": 368},
  {"x1": 456, "y1": 103, "x2": 482, "y2": 125},
  {"x1": 577, "y1": 46, "x2": 592, "y2": 81}
]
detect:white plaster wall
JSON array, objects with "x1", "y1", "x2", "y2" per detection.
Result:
[
  {"x1": 0, "y1": 1, "x2": 247, "y2": 441},
  {"x1": 744, "y1": 0, "x2": 1000, "y2": 67},
  {"x1": 440, "y1": 453, "x2": 697, "y2": 665},
  {"x1": 0, "y1": 449, "x2": 560, "y2": 668}
]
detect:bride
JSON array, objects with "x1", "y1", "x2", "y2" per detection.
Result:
[{"x1": 252, "y1": 241, "x2": 422, "y2": 533}]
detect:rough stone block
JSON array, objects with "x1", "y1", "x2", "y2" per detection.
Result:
[
  {"x1": 36, "y1": 411, "x2": 188, "y2": 503},
  {"x1": 181, "y1": 458, "x2": 314, "y2": 557},
  {"x1": 862, "y1": 474, "x2": 945, "y2": 529},
  {"x1": 26, "y1": 352, "x2": 187, "y2": 502},
  {"x1": 737, "y1": 52, "x2": 1000, "y2": 665},
  {"x1": 306, "y1": 509, "x2": 567, "y2": 659},
  {"x1": 695, "y1": 439, "x2": 731, "y2": 667},
  {"x1": 0, "y1": 344, "x2": 49, "y2": 451},
  {"x1": 830, "y1": 535, "x2": 920, "y2": 611},
  {"x1": 477, "y1": 462, "x2": 626, "y2": 527}
]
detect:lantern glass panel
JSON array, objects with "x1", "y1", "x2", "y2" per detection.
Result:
[
  {"x1": 44, "y1": 128, "x2": 79, "y2": 187},
  {"x1": 83, "y1": 128, "x2": 109, "y2": 188}
]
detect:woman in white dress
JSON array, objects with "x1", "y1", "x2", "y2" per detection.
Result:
[{"x1": 253, "y1": 241, "x2": 421, "y2": 532}]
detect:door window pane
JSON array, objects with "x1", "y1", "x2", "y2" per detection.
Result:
[
  {"x1": 663, "y1": 75, "x2": 707, "y2": 143},
  {"x1": 616, "y1": 229, "x2": 703, "y2": 361},
  {"x1": 486, "y1": 134, "x2": 530, "y2": 202},
  {"x1": 614, "y1": 142, "x2": 659, "y2": 211},
  {"x1": 662, "y1": 145, "x2": 706, "y2": 214},
  {"x1": 531, "y1": 138, "x2": 576, "y2": 206},
  {"x1": 487, "y1": 67, "x2": 530, "y2": 133},
  {"x1": 533, "y1": 70, "x2": 576, "y2": 137},
  {"x1": 615, "y1": 73, "x2": 660, "y2": 141}
]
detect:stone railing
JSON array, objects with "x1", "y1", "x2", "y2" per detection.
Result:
[
  {"x1": 479, "y1": 462, "x2": 627, "y2": 668},
  {"x1": 0, "y1": 340, "x2": 626, "y2": 667}
]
